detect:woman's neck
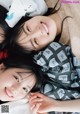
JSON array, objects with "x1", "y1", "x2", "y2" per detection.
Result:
[{"x1": 49, "y1": 13, "x2": 61, "y2": 35}]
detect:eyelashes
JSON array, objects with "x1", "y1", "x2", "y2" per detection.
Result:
[
  {"x1": 34, "y1": 38, "x2": 38, "y2": 45},
  {"x1": 23, "y1": 87, "x2": 28, "y2": 93},
  {"x1": 26, "y1": 26, "x2": 32, "y2": 33},
  {"x1": 13, "y1": 75, "x2": 29, "y2": 93},
  {"x1": 13, "y1": 75, "x2": 19, "y2": 82},
  {"x1": 27, "y1": 26, "x2": 31, "y2": 32}
]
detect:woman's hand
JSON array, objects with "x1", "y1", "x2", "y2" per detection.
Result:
[
  {"x1": 29, "y1": 92, "x2": 58, "y2": 113},
  {"x1": 29, "y1": 92, "x2": 80, "y2": 113}
]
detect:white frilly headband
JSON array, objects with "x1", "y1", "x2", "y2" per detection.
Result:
[{"x1": 0, "y1": 0, "x2": 48, "y2": 28}]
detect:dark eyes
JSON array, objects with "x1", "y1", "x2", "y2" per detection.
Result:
[
  {"x1": 34, "y1": 39, "x2": 38, "y2": 45},
  {"x1": 13, "y1": 75, "x2": 28, "y2": 93},
  {"x1": 13, "y1": 75, "x2": 19, "y2": 82},
  {"x1": 27, "y1": 26, "x2": 31, "y2": 33},
  {"x1": 23, "y1": 87, "x2": 28, "y2": 93},
  {"x1": 0, "y1": 33, "x2": 5, "y2": 37}
]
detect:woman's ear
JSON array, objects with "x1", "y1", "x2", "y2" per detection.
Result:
[{"x1": 0, "y1": 63, "x2": 5, "y2": 70}]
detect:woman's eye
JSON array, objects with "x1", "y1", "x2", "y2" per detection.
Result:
[
  {"x1": 27, "y1": 26, "x2": 31, "y2": 32},
  {"x1": 13, "y1": 75, "x2": 19, "y2": 82},
  {"x1": 34, "y1": 39, "x2": 38, "y2": 45},
  {"x1": 23, "y1": 87, "x2": 28, "y2": 92},
  {"x1": 0, "y1": 33, "x2": 5, "y2": 37}
]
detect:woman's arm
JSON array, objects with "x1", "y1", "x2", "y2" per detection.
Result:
[
  {"x1": 29, "y1": 92, "x2": 80, "y2": 113},
  {"x1": 57, "y1": 99, "x2": 80, "y2": 112}
]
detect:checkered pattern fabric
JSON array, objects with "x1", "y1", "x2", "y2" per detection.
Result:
[{"x1": 34, "y1": 42, "x2": 80, "y2": 114}]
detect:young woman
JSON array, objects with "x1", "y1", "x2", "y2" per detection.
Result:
[
  {"x1": 0, "y1": 65, "x2": 36, "y2": 102},
  {"x1": 0, "y1": 55, "x2": 44, "y2": 102},
  {"x1": 1, "y1": 1, "x2": 59, "y2": 52},
  {"x1": 7, "y1": 42, "x2": 80, "y2": 114},
  {"x1": 8, "y1": 0, "x2": 80, "y2": 58},
  {"x1": 1, "y1": 2, "x2": 80, "y2": 114},
  {"x1": 0, "y1": 50, "x2": 48, "y2": 114},
  {"x1": 9, "y1": 8, "x2": 61, "y2": 53},
  {"x1": 1, "y1": 42, "x2": 80, "y2": 114}
]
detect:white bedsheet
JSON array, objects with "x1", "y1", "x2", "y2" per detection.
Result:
[{"x1": 0, "y1": 98, "x2": 31, "y2": 114}]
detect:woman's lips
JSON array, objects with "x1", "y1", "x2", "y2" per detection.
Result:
[
  {"x1": 41, "y1": 22, "x2": 49, "y2": 34},
  {"x1": 5, "y1": 87, "x2": 13, "y2": 98}
]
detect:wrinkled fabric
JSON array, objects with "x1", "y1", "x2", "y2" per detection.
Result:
[{"x1": 34, "y1": 42, "x2": 80, "y2": 114}]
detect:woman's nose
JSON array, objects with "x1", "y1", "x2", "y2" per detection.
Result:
[
  {"x1": 31, "y1": 28, "x2": 43, "y2": 38},
  {"x1": 6, "y1": 84, "x2": 21, "y2": 97}
]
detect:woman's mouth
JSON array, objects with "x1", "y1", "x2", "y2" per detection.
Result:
[
  {"x1": 41, "y1": 22, "x2": 49, "y2": 35},
  {"x1": 5, "y1": 87, "x2": 13, "y2": 98}
]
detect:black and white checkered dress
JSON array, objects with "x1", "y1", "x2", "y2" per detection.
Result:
[{"x1": 34, "y1": 42, "x2": 80, "y2": 114}]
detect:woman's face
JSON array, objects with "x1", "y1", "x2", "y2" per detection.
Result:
[
  {"x1": 0, "y1": 27, "x2": 5, "y2": 43},
  {"x1": 0, "y1": 68, "x2": 36, "y2": 101},
  {"x1": 17, "y1": 16, "x2": 57, "y2": 51}
]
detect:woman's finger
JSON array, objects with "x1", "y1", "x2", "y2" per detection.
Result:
[
  {"x1": 30, "y1": 98, "x2": 43, "y2": 103},
  {"x1": 29, "y1": 95, "x2": 37, "y2": 101},
  {"x1": 31, "y1": 103, "x2": 42, "y2": 111},
  {"x1": 30, "y1": 92, "x2": 44, "y2": 98}
]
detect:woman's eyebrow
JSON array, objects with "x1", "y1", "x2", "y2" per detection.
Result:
[
  {"x1": 13, "y1": 72, "x2": 23, "y2": 80},
  {"x1": 16, "y1": 72, "x2": 25, "y2": 80},
  {"x1": 27, "y1": 85, "x2": 31, "y2": 89},
  {"x1": 16, "y1": 71, "x2": 33, "y2": 80}
]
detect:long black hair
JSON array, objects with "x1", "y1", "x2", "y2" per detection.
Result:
[
  {"x1": 0, "y1": 4, "x2": 61, "y2": 93},
  {"x1": 0, "y1": 2, "x2": 77, "y2": 94}
]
